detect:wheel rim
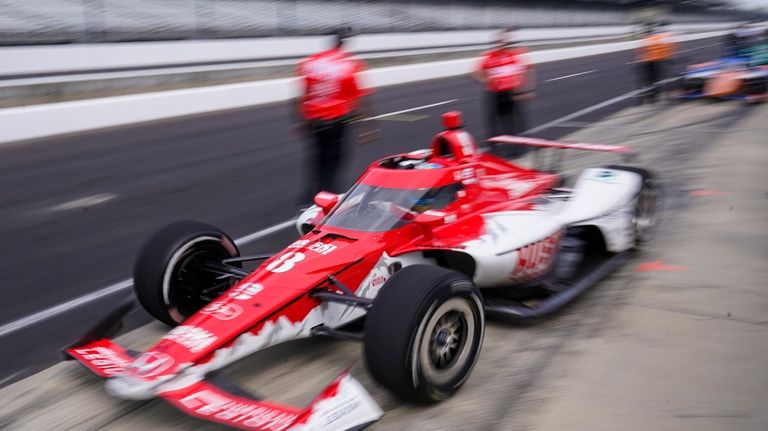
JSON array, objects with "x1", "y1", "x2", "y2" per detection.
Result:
[
  {"x1": 163, "y1": 236, "x2": 235, "y2": 322},
  {"x1": 418, "y1": 297, "x2": 477, "y2": 387},
  {"x1": 634, "y1": 181, "x2": 658, "y2": 242}
]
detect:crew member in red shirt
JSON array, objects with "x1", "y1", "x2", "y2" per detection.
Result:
[
  {"x1": 473, "y1": 27, "x2": 535, "y2": 157},
  {"x1": 294, "y1": 27, "x2": 378, "y2": 203}
]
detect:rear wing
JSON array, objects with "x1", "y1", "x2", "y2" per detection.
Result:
[
  {"x1": 487, "y1": 135, "x2": 635, "y2": 173},
  {"x1": 488, "y1": 135, "x2": 631, "y2": 153}
]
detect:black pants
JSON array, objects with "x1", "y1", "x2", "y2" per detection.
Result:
[
  {"x1": 640, "y1": 61, "x2": 664, "y2": 102},
  {"x1": 485, "y1": 90, "x2": 528, "y2": 157},
  {"x1": 303, "y1": 117, "x2": 348, "y2": 203}
]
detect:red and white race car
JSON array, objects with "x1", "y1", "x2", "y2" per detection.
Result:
[{"x1": 66, "y1": 111, "x2": 658, "y2": 430}]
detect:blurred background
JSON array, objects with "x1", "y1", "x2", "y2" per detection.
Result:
[
  {"x1": 0, "y1": 0, "x2": 763, "y2": 44},
  {"x1": 0, "y1": 0, "x2": 765, "y2": 45},
  {"x1": 0, "y1": 1, "x2": 766, "y2": 430}
]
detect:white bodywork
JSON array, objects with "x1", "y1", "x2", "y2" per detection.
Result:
[{"x1": 460, "y1": 168, "x2": 642, "y2": 287}]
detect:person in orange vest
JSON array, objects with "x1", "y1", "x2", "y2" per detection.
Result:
[
  {"x1": 473, "y1": 27, "x2": 536, "y2": 157},
  {"x1": 636, "y1": 23, "x2": 677, "y2": 103},
  {"x1": 293, "y1": 27, "x2": 379, "y2": 204}
]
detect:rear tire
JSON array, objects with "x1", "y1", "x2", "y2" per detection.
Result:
[
  {"x1": 133, "y1": 220, "x2": 240, "y2": 326},
  {"x1": 364, "y1": 265, "x2": 484, "y2": 404},
  {"x1": 603, "y1": 165, "x2": 660, "y2": 246}
]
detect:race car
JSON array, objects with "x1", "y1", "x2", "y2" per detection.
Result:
[
  {"x1": 677, "y1": 56, "x2": 768, "y2": 103},
  {"x1": 65, "y1": 111, "x2": 659, "y2": 430}
]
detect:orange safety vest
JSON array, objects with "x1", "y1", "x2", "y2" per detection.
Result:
[{"x1": 639, "y1": 33, "x2": 675, "y2": 62}]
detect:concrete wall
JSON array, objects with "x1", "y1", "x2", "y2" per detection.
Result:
[{"x1": 0, "y1": 23, "x2": 738, "y2": 78}]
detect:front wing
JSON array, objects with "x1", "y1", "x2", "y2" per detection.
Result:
[{"x1": 66, "y1": 339, "x2": 382, "y2": 431}]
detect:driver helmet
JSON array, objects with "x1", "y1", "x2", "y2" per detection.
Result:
[
  {"x1": 415, "y1": 162, "x2": 444, "y2": 170},
  {"x1": 411, "y1": 194, "x2": 436, "y2": 213}
]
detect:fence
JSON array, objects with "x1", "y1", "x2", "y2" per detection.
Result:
[{"x1": 0, "y1": 0, "x2": 747, "y2": 45}]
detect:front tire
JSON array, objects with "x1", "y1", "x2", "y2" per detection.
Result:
[
  {"x1": 364, "y1": 265, "x2": 484, "y2": 404},
  {"x1": 133, "y1": 220, "x2": 240, "y2": 326}
]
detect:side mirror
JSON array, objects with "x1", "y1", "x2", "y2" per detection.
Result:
[{"x1": 313, "y1": 191, "x2": 340, "y2": 212}]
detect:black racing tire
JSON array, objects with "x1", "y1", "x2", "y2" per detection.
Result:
[
  {"x1": 133, "y1": 220, "x2": 240, "y2": 326},
  {"x1": 364, "y1": 265, "x2": 484, "y2": 404},
  {"x1": 603, "y1": 165, "x2": 661, "y2": 246}
]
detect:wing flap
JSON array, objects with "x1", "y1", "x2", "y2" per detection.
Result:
[{"x1": 488, "y1": 135, "x2": 631, "y2": 153}]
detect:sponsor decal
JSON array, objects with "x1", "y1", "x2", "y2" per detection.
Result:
[
  {"x1": 589, "y1": 169, "x2": 619, "y2": 183},
  {"x1": 201, "y1": 301, "x2": 243, "y2": 321},
  {"x1": 283, "y1": 240, "x2": 337, "y2": 258},
  {"x1": 73, "y1": 346, "x2": 131, "y2": 376},
  {"x1": 130, "y1": 351, "x2": 174, "y2": 378},
  {"x1": 356, "y1": 260, "x2": 390, "y2": 300},
  {"x1": 324, "y1": 400, "x2": 361, "y2": 426},
  {"x1": 508, "y1": 230, "x2": 563, "y2": 283},
  {"x1": 291, "y1": 373, "x2": 383, "y2": 431},
  {"x1": 456, "y1": 131, "x2": 476, "y2": 155},
  {"x1": 165, "y1": 326, "x2": 218, "y2": 353},
  {"x1": 179, "y1": 389, "x2": 297, "y2": 431},
  {"x1": 288, "y1": 239, "x2": 310, "y2": 249},
  {"x1": 229, "y1": 282, "x2": 264, "y2": 300},
  {"x1": 597, "y1": 170, "x2": 614, "y2": 179},
  {"x1": 370, "y1": 275, "x2": 387, "y2": 288},
  {"x1": 266, "y1": 252, "x2": 305, "y2": 273},
  {"x1": 453, "y1": 167, "x2": 475, "y2": 181},
  {"x1": 489, "y1": 64, "x2": 525, "y2": 76},
  {"x1": 307, "y1": 241, "x2": 337, "y2": 256}
]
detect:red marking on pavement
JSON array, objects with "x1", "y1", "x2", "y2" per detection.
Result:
[
  {"x1": 636, "y1": 260, "x2": 687, "y2": 273},
  {"x1": 690, "y1": 188, "x2": 732, "y2": 197}
]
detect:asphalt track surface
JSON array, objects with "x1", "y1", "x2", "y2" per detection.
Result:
[{"x1": 0, "y1": 37, "x2": 724, "y2": 386}]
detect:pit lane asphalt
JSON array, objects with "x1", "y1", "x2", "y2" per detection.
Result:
[{"x1": 0, "y1": 38, "x2": 723, "y2": 385}]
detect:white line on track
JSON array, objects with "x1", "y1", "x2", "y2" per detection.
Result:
[
  {"x1": 545, "y1": 69, "x2": 596, "y2": 82},
  {"x1": 0, "y1": 369, "x2": 25, "y2": 386},
  {"x1": 49, "y1": 193, "x2": 117, "y2": 212},
  {"x1": 678, "y1": 41, "x2": 722, "y2": 54},
  {"x1": 523, "y1": 83, "x2": 657, "y2": 136},
  {"x1": 524, "y1": 77, "x2": 680, "y2": 137},
  {"x1": 0, "y1": 218, "x2": 296, "y2": 338},
  {"x1": 233, "y1": 219, "x2": 297, "y2": 246},
  {"x1": 365, "y1": 99, "x2": 459, "y2": 120},
  {"x1": 0, "y1": 280, "x2": 133, "y2": 338}
]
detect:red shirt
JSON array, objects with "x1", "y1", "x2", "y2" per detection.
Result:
[
  {"x1": 296, "y1": 48, "x2": 370, "y2": 121},
  {"x1": 476, "y1": 47, "x2": 530, "y2": 92}
]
